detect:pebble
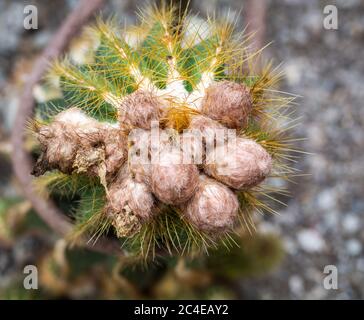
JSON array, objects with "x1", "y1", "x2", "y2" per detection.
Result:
[
  {"x1": 297, "y1": 229, "x2": 326, "y2": 253},
  {"x1": 284, "y1": 59, "x2": 305, "y2": 86},
  {"x1": 346, "y1": 239, "x2": 362, "y2": 256},
  {"x1": 289, "y1": 275, "x2": 304, "y2": 295},
  {"x1": 356, "y1": 258, "x2": 364, "y2": 272},
  {"x1": 316, "y1": 190, "x2": 337, "y2": 211},
  {"x1": 342, "y1": 215, "x2": 360, "y2": 234}
]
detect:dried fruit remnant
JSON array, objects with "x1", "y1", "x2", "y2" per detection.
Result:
[
  {"x1": 105, "y1": 168, "x2": 154, "y2": 237},
  {"x1": 111, "y1": 211, "x2": 142, "y2": 238},
  {"x1": 32, "y1": 108, "x2": 127, "y2": 180}
]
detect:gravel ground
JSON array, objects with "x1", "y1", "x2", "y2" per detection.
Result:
[
  {"x1": 238, "y1": 0, "x2": 364, "y2": 300},
  {"x1": 1, "y1": 0, "x2": 363, "y2": 299}
]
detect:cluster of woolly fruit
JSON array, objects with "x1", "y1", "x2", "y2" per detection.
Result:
[
  {"x1": 32, "y1": 108, "x2": 127, "y2": 183},
  {"x1": 31, "y1": 5, "x2": 298, "y2": 256},
  {"x1": 32, "y1": 84, "x2": 271, "y2": 238}
]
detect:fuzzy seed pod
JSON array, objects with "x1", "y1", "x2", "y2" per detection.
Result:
[
  {"x1": 151, "y1": 146, "x2": 199, "y2": 205},
  {"x1": 105, "y1": 170, "x2": 155, "y2": 238},
  {"x1": 188, "y1": 115, "x2": 227, "y2": 144},
  {"x1": 183, "y1": 175, "x2": 239, "y2": 233},
  {"x1": 118, "y1": 90, "x2": 164, "y2": 129},
  {"x1": 204, "y1": 138, "x2": 272, "y2": 190},
  {"x1": 33, "y1": 122, "x2": 77, "y2": 175},
  {"x1": 201, "y1": 81, "x2": 252, "y2": 129},
  {"x1": 73, "y1": 128, "x2": 128, "y2": 178}
]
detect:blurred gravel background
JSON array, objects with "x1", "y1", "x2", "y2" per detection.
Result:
[{"x1": 1, "y1": 0, "x2": 363, "y2": 299}]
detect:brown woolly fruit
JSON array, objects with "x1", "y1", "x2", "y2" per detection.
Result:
[
  {"x1": 188, "y1": 115, "x2": 229, "y2": 143},
  {"x1": 188, "y1": 115, "x2": 225, "y2": 133},
  {"x1": 105, "y1": 167, "x2": 154, "y2": 238},
  {"x1": 150, "y1": 145, "x2": 199, "y2": 205},
  {"x1": 118, "y1": 90, "x2": 164, "y2": 129},
  {"x1": 201, "y1": 81, "x2": 252, "y2": 129},
  {"x1": 32, "y1": 108, "x2": 128, "y2": 179},
  {"x1": 204, "y1": 137, "x2": 272, "y2": 190},
  {"x1": 128, "y1": 127, "x2": 181, "y2": 185},
  {"x1": 183, "y1": 175, "x2": 239, "y2": 234},
  {"x1": 185, "y1": 115, "x2": 231, "y2": 163}
]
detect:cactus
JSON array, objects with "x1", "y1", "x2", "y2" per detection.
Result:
[{"x1": 30, "y1": 4, "x2": 299, "y2": 259}]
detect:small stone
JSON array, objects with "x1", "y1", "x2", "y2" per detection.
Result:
[
  {"x1": 316, "y1": 190, "x2": 336, "y2": 211},
  {"x1": 306, "y1": 286, "x2": 327, "y2": 300},
  {"x1": 297, "y1": 229, "x2": 326, "y2": 253},
  {"x1": 342, "y1": 214, "x2": 360, "y2": 234},
  {"x1": 346, "y1": 239, "x2": 362, "y2": 256},
  {"x1": 284, "y1": 60, "x2": 304, "y2": 86},
  {"x1": 356, "y1": 258, "x2": 364, "y2": 272},
  {"x1": 283, "y1": 237, "x2": 298, "y2": 255},
  {"x1": 289, "y1": 275, "x2": 304, "y2": 295}
]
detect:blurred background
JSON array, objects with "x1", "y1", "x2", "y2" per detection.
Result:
[{"x1": 0, "y1": 0, "x2": 363, "y2": 299}]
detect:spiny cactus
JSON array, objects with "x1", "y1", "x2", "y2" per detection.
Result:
[{"x1": 30, "y1": 4, "x2": 299, "y2": 259}]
